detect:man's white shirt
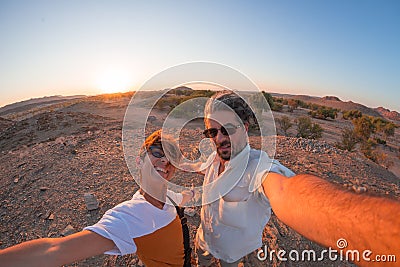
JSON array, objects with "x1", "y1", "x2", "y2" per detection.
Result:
[{"x1": 196, "y1": 145, "x2": 295, "y2": 263}]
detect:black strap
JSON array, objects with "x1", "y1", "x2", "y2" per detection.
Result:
[{"x1": 167, "y1": 196, "x2": 192, "y2": 267}]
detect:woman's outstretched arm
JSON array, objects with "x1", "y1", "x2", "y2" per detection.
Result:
[{"x1": 0, "y1": 230, "x2": 115, "y2": 267}]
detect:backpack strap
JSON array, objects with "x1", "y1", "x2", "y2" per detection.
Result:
[{"x1": 167, "y1": 196, "x2": 192, "y2": 267}]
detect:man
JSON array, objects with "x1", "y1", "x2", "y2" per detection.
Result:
[
  {"x1": 195, "y1": 91, "x2": 295, "y2": 266},
  {"x1": 195, "y1": 91, "x2": 400, "y2": 267}
]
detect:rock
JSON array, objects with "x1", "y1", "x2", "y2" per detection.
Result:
[
  {"x1": 84, "y1": 193, "x2": 99, "y2": 211},
  {"x1": 147, "y1": 115, "x2": 157, "y2": 122},
  {"x1": 13, "y1": 177, "x2": 19, "y2": 183},
  {"x1": 39, "y1": 187, "x2": 49, "y2": 191},
  {"x1": 44, "y1": 210, "x2": 51, "y2": 219},
  {"x1": 47, "y1": 213, "x2": 55, "y2": 220},
  {"x1": 47, "y1": 231, "x2": 57, "y2": 237},
  {"x1": 184, "y1": 207, "x2": 196, "y2": 217},
  {"x1": 358, "y1": 186, "x2": 367, "y2": 193},
  {"x1": 352, "y1": 185, "x2": 358, "y2": 192},
  {"x1": 60, "y1": 224, "x2": 75, "y2": 236}
]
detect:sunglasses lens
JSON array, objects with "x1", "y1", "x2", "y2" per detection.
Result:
[
  {"x1": 220, "y1": 126, "x2": 229, "y2": 135},
  {"x1": 203, "y1": 128, "x2": 218, "y2": 138},
  {"x1": 222, "y1": 126, "x2": 237, "y2": 135},
  {"x1": 149, "y1": 146, "x2": 165, "y2": 158},
  {"x1": 203, "y1": 124, "x2": 241, "y2": 138}
]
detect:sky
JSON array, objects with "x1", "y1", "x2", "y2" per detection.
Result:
[{"x1": 0, "y1": 0, "x2": 399, "y2": 112}]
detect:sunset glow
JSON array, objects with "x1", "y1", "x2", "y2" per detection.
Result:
[{"x1": 96, "y1": 69, "x2": 134, "y2": 94}]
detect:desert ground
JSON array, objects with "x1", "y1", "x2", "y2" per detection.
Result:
[{"x1": 0, "y1": 91, "x2": 399, "y2": 266}]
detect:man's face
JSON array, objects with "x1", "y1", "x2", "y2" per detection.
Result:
[{"x1": 205, "y1": 110, "x2": 248, "y2": 161}]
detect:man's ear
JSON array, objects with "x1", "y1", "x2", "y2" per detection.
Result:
[
  {"x1": 136, "y1": 156, "x2": 143, "y2": 168},
  {"x1": 244, "y1": 122, "x2": 249, "y2": 132}
]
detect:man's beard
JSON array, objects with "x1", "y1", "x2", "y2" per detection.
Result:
[{"x1": 216, "y1": 140, "x2": 233, "y2": 160}]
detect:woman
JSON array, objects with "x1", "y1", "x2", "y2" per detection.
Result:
[{"x1": 0, "y1": 130, "x2": 192, "y2": 267}]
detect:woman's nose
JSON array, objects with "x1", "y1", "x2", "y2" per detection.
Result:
[{"x1": 159, "y1": 156, "x2": 169, "y2": 164}]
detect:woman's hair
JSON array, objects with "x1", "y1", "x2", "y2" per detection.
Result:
[{"x1": 140, "y1": 130, "x2": 181, "y2": 161}]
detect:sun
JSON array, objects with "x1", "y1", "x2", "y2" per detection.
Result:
[{"x1": 96, "y1": 69, "x2": 134, "y2": 94}]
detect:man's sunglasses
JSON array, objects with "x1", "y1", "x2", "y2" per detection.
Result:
[{"x1": 203, "y1": 124, "x2": 242, "y2": 138}]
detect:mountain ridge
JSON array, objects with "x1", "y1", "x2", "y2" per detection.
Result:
[{"x1": 271, "y1": 92, "x2": 399, "y2": 121}]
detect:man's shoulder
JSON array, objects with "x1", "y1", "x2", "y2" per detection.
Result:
[
  {"x1": 241, "y1": 149, "x2": 271, "y2": 174},
  {"x1": 248, "y1": 148, "x2": 269, "y2": 163}
]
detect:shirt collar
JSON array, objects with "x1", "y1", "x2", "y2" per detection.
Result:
[{"x1": 223, "y1": 144, "x2": 250, "y2": 171}]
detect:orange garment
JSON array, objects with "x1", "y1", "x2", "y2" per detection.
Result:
[{"x1": 134, "y1": 215, "x2": 184, "y2": 267}]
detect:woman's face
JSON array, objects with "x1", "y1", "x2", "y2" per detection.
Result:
[{"x1": 144, "y1": 145, "x2": 176, "y2": 181}]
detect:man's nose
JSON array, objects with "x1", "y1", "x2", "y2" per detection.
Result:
[{"x1": 214, "y1": 129, "x2": 228, "y2": 143}]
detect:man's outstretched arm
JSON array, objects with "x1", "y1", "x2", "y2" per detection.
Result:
[{"x1": 262, "y1": 173, "x2": 400, "y2": 266}]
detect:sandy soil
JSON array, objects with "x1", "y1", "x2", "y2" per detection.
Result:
[{"x1": 0, "y1": 93, "x2": 399, "y2": 266}]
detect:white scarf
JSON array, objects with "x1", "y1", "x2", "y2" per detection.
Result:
[{"x1": 202, "y1": 145, "x2": 295, "y2": 204}]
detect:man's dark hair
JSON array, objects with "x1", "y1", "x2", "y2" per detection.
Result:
[{"x1": 204, "y1": 91, "x2": 256, "y2": 125}]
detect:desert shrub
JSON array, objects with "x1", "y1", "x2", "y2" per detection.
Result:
[
  {"x1": 337, "y1": 127, "x2": 359, "y2": 151},
  {"x1": 310, "y1": 123, "x2": 323, "y2": 139},
  {"x1": 272, "y1": 103, "x2": 283, "y2": 112},
  {"x1": 343, "y1": 110, "x2": 362, "y2": 120},
  {"x1": 296, "y1": 100, "x2": 308, "y2": 109},
  {"x1": 262, "y1": 91, "x2": 275, "y2": 110},
  {"x1": 309, "y1": 103, "x2": 320, "y2": 111},
  {"x1": 353, "y1": 116, "x2": 375, "y2": 141},
  {"x1": 371, "y1": 117, "x2": 387, "y2": 132},
  {"x1": 375, "y1": 138, "x2": 387, "y2": 145},
  {"x1": 156, "y1": 96, "x2": 182, "y2": 111},
  {"x1": 188, "y1": 90, "x2": 215, "y2": 98},
  {"x1": 367, "y1": 116, "x2": 396, "y2": 141},
  {"x1": 382, "y1": 122, "x2": 396, "y2": 139},
  {"x1": 360, "y1": 138, "x2": 380, "y2": 162},
  {"x1": 287, "y1": 99, "x2": 299, "y2": 112},
  {"x1": 248, "y1": 92, "x2": 267, "y2": 114},
  {"x1": 276, "y1": 115, "x2": 292, "y2": 136},
  {"x1": 309, "y1": 106, "x2": 338, "y2": 120},
  {"x1": 296, "y1": 116, "x2": 323, "y2": 139},
  {"x1": 375, "y1": 152, "x2": 394, "y2": 169},
  {"x1": 274, "y1": 97, "x2": 285, "y2": 104}
]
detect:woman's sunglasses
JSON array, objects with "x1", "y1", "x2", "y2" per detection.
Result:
[
  {"x1": 148, "y1": 145, "x2": 166, "y2": 158},
  {"x1": 148, "y1": 145, "x2": 180, "y2": 161},
  {"x1": 203, "y1": 124, "x2": 242, "y2": 138}
]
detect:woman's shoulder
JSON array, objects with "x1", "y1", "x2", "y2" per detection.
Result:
[{"x1": 106, "y1": 191, "x2": 148, "y2": 214}]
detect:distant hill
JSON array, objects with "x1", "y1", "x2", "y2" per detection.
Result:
[
  {"x1": 322, "y1": 96, "x2": 341, "y2": 101},
  {"x1": 271, "y1": 93, "x2": 384, "y2": 118},
  {"x1": 0, "y1": 95, "x2": 86, "y2": 117},
  {"x1": 167, "y1": 86, "x2": 194, "y2": 95},
  {"x1": 375, "y1": 107, "x2": 400, "y2": 122}
]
